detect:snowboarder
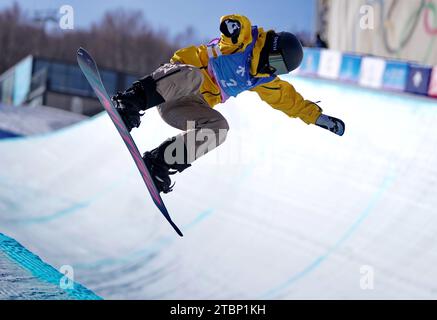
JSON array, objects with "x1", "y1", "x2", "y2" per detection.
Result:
[{"x1": 112, "y1": 14, "x2": 345, "y2": 194}]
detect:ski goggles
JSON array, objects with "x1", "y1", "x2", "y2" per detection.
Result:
[{"x1": 268, "y1": 54, "x2": 289, "y2": 75}]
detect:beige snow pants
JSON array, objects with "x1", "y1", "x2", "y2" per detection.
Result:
[{"x1": 152, "y1": 63, "x2": 229, "y2": 164}]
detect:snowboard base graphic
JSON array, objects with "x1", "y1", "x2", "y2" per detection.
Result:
[{"x1": 77, "y1": 47, "x2": 183, "y2": 237}]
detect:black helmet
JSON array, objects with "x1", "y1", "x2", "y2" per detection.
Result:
[{"x1": 267, "y1": 32, "x2": 303, "y2": 75}]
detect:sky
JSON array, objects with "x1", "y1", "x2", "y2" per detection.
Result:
[{"x1": 1, "y1": 0, "x2": 317, "y2": 40}]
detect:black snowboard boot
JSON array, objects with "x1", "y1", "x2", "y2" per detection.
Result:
[
  {"x1": 143, "y1": 137, "x2": 191, "y2": 194},
  {"x1": 112, "y1": 76, "x2": 165, "y2": 132}
]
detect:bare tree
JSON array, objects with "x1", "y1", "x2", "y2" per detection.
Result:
[
  {"x1": 0, "y1": 4, "x2": 180, "y2": 76},
  {"x1": 0, "y1": 3, "x2": 46, "y2": 73}
]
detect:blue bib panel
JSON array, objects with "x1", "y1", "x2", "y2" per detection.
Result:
[{"x1": 207, "y1": 27, "x2": 276, "y2": 101}]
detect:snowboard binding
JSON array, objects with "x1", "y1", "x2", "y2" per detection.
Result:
[
  {"x1": 112, "y1": 76, "x2": 165, "y2": 132},
  {"x1": 143, "y1": 137, "x2": 191, "y2": 194},
  {"x1": 112, "y1": 85, "x2": 146, "y2": 132},
  {"x1": 143, "y1": 152, "x2": 175, "y2": 194}
]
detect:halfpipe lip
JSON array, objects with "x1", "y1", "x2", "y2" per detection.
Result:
[{"x1": 0, "y1": 232, "x2": 102, "y2": 300}]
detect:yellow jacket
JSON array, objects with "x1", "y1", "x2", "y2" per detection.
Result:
[{"x1": 170, "y1": 14, "x2": 321, "y2": 125}]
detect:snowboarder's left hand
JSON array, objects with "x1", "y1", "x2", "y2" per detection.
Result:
[{"x1": 315, "y1": 114, "x2": 346, "y2": 136}]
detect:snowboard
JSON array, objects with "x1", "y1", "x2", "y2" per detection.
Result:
[{"x1": 77, "y1": 47, "x2": 183, "y2": 237}]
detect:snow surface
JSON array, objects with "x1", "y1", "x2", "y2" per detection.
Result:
[
  {"x1": 1, "y1": 76, "x2": 437, "y2": 299},
  {"x1": 0, "y1": 104, "x2": 86, "y2": 136}
]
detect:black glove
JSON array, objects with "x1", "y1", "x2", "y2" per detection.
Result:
[{"x1": 315, "y1": 114, "x2": 346, "y2": 136}]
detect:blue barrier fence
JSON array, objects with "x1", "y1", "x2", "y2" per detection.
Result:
[
  {"x1": 0, "y1": 130, "x2": 21, "y2": 139},
  {"x1": 295, "y1": 48, "x2": 437, "y2": 99}
]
